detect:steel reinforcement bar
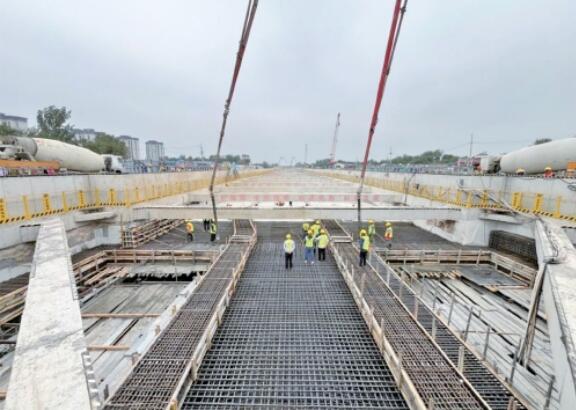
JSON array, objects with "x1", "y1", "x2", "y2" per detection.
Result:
[
  {"x1": 326, "y1": 219, "x2": 527, "y2": 409},
  {"x1": 104, "y1": 220, "x2": 256, "y2": 409},
  {"x1": 367, "y1": 250, "x2": 528, "y2": 409},
  {"x1": 181, "y1": 230, "x2": 410, "y2": 409}
]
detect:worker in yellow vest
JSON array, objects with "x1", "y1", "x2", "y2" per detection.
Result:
[
  {"x1": 302, "y1": 222, "x2": 310, "y2": 239},
  {"x1": 283, "y1": 233, "x2": 295, "y2": 270},
  {"x1": 311, "y1": 220, "x2": 321, "y2": 254},
  {"x1": 367, "y1": 220, "x2": 376, "y2": 243},
  {"x1": 185, "y1": 220, "x2": 194, "y2": 242},
  {"x1": 359, "y1": 229, "x2": 370, "y2": 266},
  {"x1": 209, "y1": 219, "x2": 217, "y2": 242},
  {"x1": 384, "y1": 222, "x2": 393, "y2": 249},
  {"x1": 316, "y1": 229, "x2": 329, "y2": 261},
  {"x1": 304, "y1": 230, "x2": 315, "y2": 265}
]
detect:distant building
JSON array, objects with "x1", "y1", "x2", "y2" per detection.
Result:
[
  {"x1": 73, "y1": 128, "x2": 97, "y2": 142},
  {"x1": 0, "y1": 113, "x2": 28, "y2": 131},
  {"x1": 118, "y1": 135, "x2": 140, "y2": 160},
  {"x1": 240, "y1": 154, "x2": 251, "y2": 165},
  {"x1": 145, "y1": 140, "x2": 165, "y2": 162}
]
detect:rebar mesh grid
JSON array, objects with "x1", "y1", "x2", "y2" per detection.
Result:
[
  {"x1": 335, "y1": 243, "x2": 486, "y2": 409},
  {"x1": 104, "y1": 240, "x2": 251, "y2": 409},
  {"x1": 182, "y1": 241, "x2": 408, "y2": 409},
  {"x1": 368, "y1": 253, "x2": 526, "y2": 409}
]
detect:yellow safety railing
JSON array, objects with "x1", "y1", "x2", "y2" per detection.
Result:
[
  {"x1": 0, "y1": 169, "x2": 269, "y2": 225},
  {"x1": 324, "y1": 171, "x2": 576, "y2": 223}
]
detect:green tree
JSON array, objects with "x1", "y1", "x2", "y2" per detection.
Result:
[
  {"x1": 82, "y1": 133, "x2": 127, "y2": 156},
  {"x1": 0, "y1": 123, "x2": 22, "y2": 136},
  {"x1": 534, "y1": 138, "x2": 552, "y2": 145},
  {"x1": 36, "y1": 105, "x2": 74, "y2": 142}
]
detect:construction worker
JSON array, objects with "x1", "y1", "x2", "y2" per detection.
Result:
[
  {"x1": 311, "y1": 220, "x2": 321, "y2": 254},
  {"x1": 304, "y1": 229, "x2": 315, "y2": 264},
  {"x1": 203, "y1": 218, "x2": 209, "y2": 231},
  {"x1": 544, "y1": 166, "x2": 555, "y2": 178},
  {"x1": 367, "y1": 220, "x2": 376, "y2": 243},
  {"x1": 283, "y1": 233, "x2": 295, "y2": 270},
  {"x1": 359, "y1": 229, "x2": 370, "y2": 266},
  {"x1": 316, "y1": 229, "x2": 329, "y2": 261},
  {"x1": 302, "y1": 222, "x2": 310, "y2": 239},
  {"x1": 384, "y1": 222, "x2": 394, "y2": 249},
  {"x1": 209, "y1": 219, "x2": 217, "y2": 242},
  {"x1": 185, "y1": 220, "x2": 194, "y2": 242},
  {"x1": 311, "y1": 220, "x2": 321, "y2": 237}
]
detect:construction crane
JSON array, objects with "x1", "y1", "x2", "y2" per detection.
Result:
[
  {"x1": 208, "y1": 0, "x2": 259, "y2": 225},
  {"x1": 329, "y1": 112, "x2": 341, "y2": 167},
  {"x1": 357, "y1": 0, "x2": 408, "y2": 230}
]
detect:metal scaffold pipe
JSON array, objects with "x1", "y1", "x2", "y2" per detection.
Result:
[
  {"x1": 357, "y1": 0, "x2": 408, "y2": 230},
  {"x1": 209, "y1": 0, "x2": 259, "y2": 225}
]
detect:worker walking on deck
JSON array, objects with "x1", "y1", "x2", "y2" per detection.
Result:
[
  {"x1": 185, "y1": 220, "x2": 194, "y2": 242},
  {"x1": 304, "y1": 230, "x2": 315, "y2": 264},
  {"x1": 384, "y1": 222, "x2": 394, "y2": 249},
  {"x1": 311, "y1": 220, "x2": 321, "y2": 255},
  {"x1": 209, "y1": 219, "x2": 217, "y2": 242},
  {"x1": 359, "y1": 230, "x2": 370, "y2": 266},
  {"x1": 316, "y1": 229, "x2": 329, "y2": 261},
  {"x1": 368, "y1": 220, "x2": 376, "y2": 243},
  {"x1": 203, "y1": 218, "x2": 209, "y2": 231},
  {"x1": 284, "y1": 233, "x2": 295, "y2": 270}
]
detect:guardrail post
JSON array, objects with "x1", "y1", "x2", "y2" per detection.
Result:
[
  {"x1": 0, "y1": 198, "x2": 7, "y2": 223},
  {"x1": 533, "y1": 193, "x2": 543, "y2": 213},
  {"x1": 554, "y1": 196, "x2": 562, "y2": 218},
  {"x1": 42, "y1": 193, "x2": 52, "y2": 214},
  {"x1": 61, "y1": 192, "x2": 69, "y2": 212},
  {"x1": 78, "y1": 190, "x2": 86, "y2": 208},
  {"x1": 465, "y1": 191, "x2": 473, "y2": 208},
  {"x1": 22, "y1": 195, "x2": 31, "y2": 220},
  {"x1": 108, "y1": 188, "x2": 117, "y2": 206},
  {"x1": 94, "y1": 188, "x2": 101, "y2": 207}
]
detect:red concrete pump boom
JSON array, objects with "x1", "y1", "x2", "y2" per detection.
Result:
[
  {"x1": 209, "y1": 0, "x2": 259, "y2": 225},
  {"x1": 357, "y1": 0, "x2": 408, "y2": 228}
]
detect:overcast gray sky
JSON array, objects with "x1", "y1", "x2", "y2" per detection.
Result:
[{"x1": 1, "y1": 1, "x2": 575, "y2": 162}]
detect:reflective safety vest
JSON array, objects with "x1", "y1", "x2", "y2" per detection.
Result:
[
  {"x1": 317, "y1": 234, "x2": 329, "y2": 249},
  {"x1": 361, "y1": 236, "x2": 371, "y2": 251},
  {"x1": 284, "y1": 239, "x2": 295, "y2": 253},
  {"x1": 305, "y1": 235, "x2": 315, "y2": 248},
  {"x1": 210, "y1": 223, "x2": 217, "y2": 234},
  {"x1": 385, "y1": 227, "x2": 393, "y2": 240},
  {"x1": 186, "y1": 222, "x2": 194, "y2": 233},
  {"x1": 368, "y1": 224, "x2": 376, "y2": 236},
  {"x1": 311, "y1": 223, "x2": 320, "y2": 237}
]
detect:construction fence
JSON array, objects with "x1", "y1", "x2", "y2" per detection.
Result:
[
  {"x1": 324, "y1": 171, "x2": 576, "y2": 223},
  {"x1": 0, "y1": 169, "x2": 269, "y2": 224}
]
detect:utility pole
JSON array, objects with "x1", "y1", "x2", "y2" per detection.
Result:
[
  {"x1": 468, "y1": 133, "x2": 474, "y2": 173},
  {"x1": 329, "y1": 112, "x2": 341, "y2": 167},
  {"x1": 304, "y1": 144, "x2": 308, "y2": 166}
]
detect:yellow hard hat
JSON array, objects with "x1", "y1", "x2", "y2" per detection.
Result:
[
  {"x1": 320, "y1": 229, "x2": 325, "y2": 234},
  {"x1": 315, "y1": 220, "x2": 320, "y2": 224},
  {"x1": 308, "y1": 229, "x2": 314, "y2": 235},
  {"x1": 286, "y1": 233, "x2": 291, "y2": 239},
  {"x1": 385, "y1": 222, "x2": 391, "y2": 227},
  {"x1": 360, "y1": 229, "x2": 367, "y2": 235},
  {"x1": 545, "y1": 166, "x2": 552, "y2": 171},
  {"x1": 369, "y1": 220, "x2": 374, "y2": 224}
]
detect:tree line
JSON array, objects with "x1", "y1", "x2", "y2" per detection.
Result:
[{"x1": 1, "y1": 105, "x2": 126, "y2": 156}]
